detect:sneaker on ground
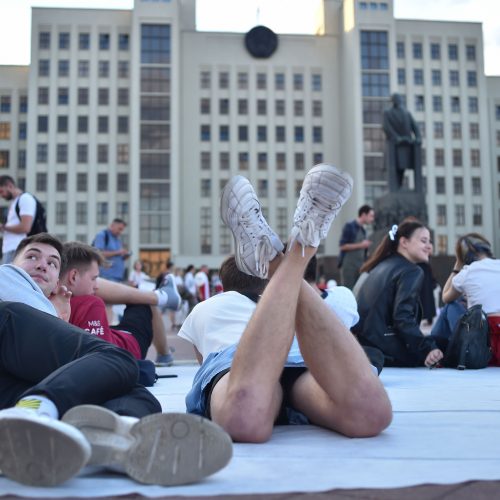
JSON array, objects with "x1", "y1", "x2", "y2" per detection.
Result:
[
  {"x1": 0, "y1": 407, "x2": 91, "y2": 487},
  {"x1": 156, "y1": 274, "x2": 182, "y2": 312},
  {"x1": 221, "y1": 175, "x2": 284, "y2": 278},
  {"x1": 62, "y1": 405, "x2": 233, "y2": 486},
  {"x1": 290, "y1": 163, "x2": 353, "y2": 251},
  {"x1": 156, "y1": 347, "x2": 175, "y2": 367}
]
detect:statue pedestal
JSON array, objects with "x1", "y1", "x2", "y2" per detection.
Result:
[{"x1": 370, "y1": 190, "x2": 428, "y2": 251}]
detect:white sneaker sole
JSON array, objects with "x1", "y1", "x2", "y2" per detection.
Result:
[
  {"x1": 0, "y1": 414, "x2": 90, "y2": 486},
  {"x1": 63, "y1": 405, "x2": 233, "y2": 486}
]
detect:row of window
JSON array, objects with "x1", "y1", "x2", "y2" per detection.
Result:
[
  {"x1": 397, "y1": 41, "x2": 476, "y2": 62},
  {"x1": 412, "y1": 95, "x2": 477, "y2": 114},
  {"x1": 35, "y1": 171, "x2": 128, "y2": 193},
  {"x1": 0, "y1": 96, "x2": 28, "y2": 114},
  {"x1": 200, "y1": 98, "x2": 322, "y2": 117},
  {"x1": 35, "y1": 143, "x2": 129, "y2": 164},
  {"x1": 200, "y1": 151, "x2": 323, "y2": 172},
  {"x1": 419, "y1": 121, "x2": 480, "y2": 140},
  {"x1": 430, "y1": 148, "x2": 481, "y2": 167},
  {"x1": 199, "y1": 124, "x2": 323, "y2": 143},
  {"x1": 359, "y1": 2, "x2": 388, "y2": 11},
  {"x1": 434, "y1": 176, "x2": 482, "y2": 195},
  {"x1": 38, "y1": 86, "x2": 129, "y2": 106},
  {"x1": 398, "y1": 68, "x2": 477, "y2": 87},
  {"x1": 39, "y1": 31, "x2": 129, "y2": 52},
  {"x1": 39, "y1": 59, "x2": 129, "y2": 79},
  {"x1": 435, "y1": 204, "x2": 482, "y2": 226},
  {"x1": 200, "y1": 71, "x2": 322, "y2": 92},
  {"x1": 50, "y1": 201, "x2": 129, "y2": 227},
  {"x1": 37, "y1": 115, "x2": 129, "y2": 134}
]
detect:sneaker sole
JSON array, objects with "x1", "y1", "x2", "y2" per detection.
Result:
[
  {"x1": 63, "y1": 405, "x2": 233, "y2": 486},
  {"x1": 0, "y1": 416, "x2": 90, "y2": 486}
]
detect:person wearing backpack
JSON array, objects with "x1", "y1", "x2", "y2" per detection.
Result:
[
  {"x1": 0, "y1": 175, "x2": 44, "y2": 264},
  {"x1": 431, "y1": 233, "x2": 500, "y2": 366}
]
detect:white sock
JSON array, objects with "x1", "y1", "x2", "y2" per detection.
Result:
[
  {"x1": 154, "y1": 289, "x2": 168, "y2": 308},
  {"x1": 16, "y1": 395, "x2": 59, "y2": 419}
]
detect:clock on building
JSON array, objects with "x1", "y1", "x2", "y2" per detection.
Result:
[{"x1": 244, "y1": 26, "x2": 278, "y2": 58}]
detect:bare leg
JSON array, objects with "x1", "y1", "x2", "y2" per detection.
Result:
[
  {"x1": 96, "y1": 278, "x2": 158, "y2": 306},
  {"x1": 150, "y1": 306, "x2": 169, "y2": 356},
  {"x1": 290, "y1": 277, "x2": 392, "y2": 437}
]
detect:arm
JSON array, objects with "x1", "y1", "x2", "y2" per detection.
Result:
[
  {"x1": 94, "y1": 231, "x2": 127, "y2": 259},
  {"x1": 339, "y1": 240, "x2": 371, "y2": 252},
  {"x1": 96, "y1": 277, "x2": 158, "y2": 305},
  {"x1": 3, "y1": 214, "x2": 34, "y2": 234},
  {"x1": 442, "y1": 259, "x2": 463, "y2": 304},
  {"x1": 48, "y1": 285, "x2": 72, "y2": 321},
  {"x1": 4, "y1": 194, "x2": 36, "y2": 234}
]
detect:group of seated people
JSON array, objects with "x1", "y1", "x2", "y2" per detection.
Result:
[{"x1": 0, "y1": 162, "x2": 497, "y2": 490}]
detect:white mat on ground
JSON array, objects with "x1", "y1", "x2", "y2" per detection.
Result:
[{"x1": 2, "y1": 365, "x2": 500, "y2": 498}]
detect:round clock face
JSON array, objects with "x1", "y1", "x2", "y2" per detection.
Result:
[{"x1": 245, "y1": 26, "x2": 278, "y2": 58}]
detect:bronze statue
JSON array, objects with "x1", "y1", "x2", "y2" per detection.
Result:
[{"x1": 382, "y1": 93, "x2": 422, "y2": 193}]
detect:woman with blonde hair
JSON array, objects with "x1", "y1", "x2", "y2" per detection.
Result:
[{"x1": 353, "y1": 219, "x2": 443, "y2": 367}]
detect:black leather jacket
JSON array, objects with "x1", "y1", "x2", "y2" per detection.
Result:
[{"x1": 353, "y1": 254, "x2": 437, "y2": 367}]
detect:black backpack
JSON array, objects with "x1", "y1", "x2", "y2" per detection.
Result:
[
  {"x1": 442, "y1": 304, "x2": 492, "y2": 370},
  {"x1": 15, "y1": 193, "x2": 48, "y2": 236}
]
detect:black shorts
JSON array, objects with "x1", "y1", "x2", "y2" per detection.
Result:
[{"x1": 112, "y1": 304, "x2": 153, "y2": 359}]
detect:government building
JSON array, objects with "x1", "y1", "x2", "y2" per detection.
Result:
[{"x1": 1, "y1": 0, "x2": 499, "y2": 272}]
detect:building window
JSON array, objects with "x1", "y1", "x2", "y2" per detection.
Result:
[
  {"x1": 58, "y1": 88, "x2": 69, "y2": 105},
  {"x1": 469, "y1": 97, "x2": 478, "y2": 114},
  {"x1": 238, "y1": 125, "x2": 248, "y2": 141},
  {"x1": 293, "y1": 73, "x2": 304, "y2": 90},
  {"x1": 77, "y1": 116, "x2": 88, "y2": 133},
  {"x1": 56, "y1": 172, "x2": 67, "y2": 191},
  {"x1": 275, "y1": 99, "x2": 285, "y2": 115},
  {"x1": 452, "y1": 149, "x2": 462, "y2": 167},
  {"x1": 397, "y1": 68, "x2": 406, "y2": 85},
  {"x1": 434, "y1": 148, "x2": 444, "y2": 166},
  {"x1": 99, "y1": 33, "x2": 110, "y2": 50},
  {"x1": 76, "y1": 202, "x2": 87, "y2": 224},
  {"x1": 39, "y1": 60, "x2": 50, "y2": 77},
  {"x1": 257, "y1": 179, "x2": 268, "y2": 197},
  {"x1": 200, "y1": 71, "x2": 211, "y2": 89},
  {"x1": 313, "y1": 126, "x2": 323, "y2": 143},
  {"x1": 18, "y1": 150, "x2": 26, "y2": 169},
  {"x1": 275, "y1": 72, "x2": 285, "y2": 90},
  {"x1": 219, "y1": 98, "x2": 229, "y2": 115},
  {"x1": 238, "y1": 152, "x2": 248, "y2": 170},
  {"x1": 431, "y1": 69, "x2": 441, "y2": 86},
  {"x1": 449, "y1": 70, "x2": 459, "y2": 86},
  {"x1": 257, "y1": 126, "x2": 267, "y2": 142},
  {"x1": 0, "y1": 123, "x2": 10, "y2": 139},
  {"x1": 453, "y1": 176, "x2": 463, "y2": 194},
  {"x1": 276, "y1": 152, "x2": 286, "y2": 170},
  {"x1": 200, "y1": 151, "x2": 211, "y2": 170},
  {"x1": 56, "y1": 202, "x2": 67, "y2": 225},
  {"x1": 77, "y1": 144, "x2": 88, "y2": 163},
  {"x1": 313, "y1": 152, "x2": 323, "y2": 164},
  {"x1": 78, "y1": 88, "x2": 89, "y2": 105},
  {"x1": 97, "y1": 202, "x2": 108, "y2": 225},
  {"x1": 97, "y1": 173, "x2": 108, "y2": 192},
  {"x1": 78, "y1": 60, "x2": 89, "y2": 77},
  {"x1": 98, "y1": 61, "x2": 109, "y2": 78},
  {"x1": 455, "y1": 205, "x2": 465, "y2": 226},
  {"x1": 312, "y1": 74, "x2": 322, "y2": 91},
  {"x1": 361, "y1": 31, "x2": 388, "y2": 69},
  {"x1": 470, "y1": 123, "x2": 479, "y2": 139},
  {"x1": 396, "y1": 41, "x2": 405, "y2": 59},
  {"x1": 98, "y1": 88, "x2": 109, "y2": 106},
  {"x1": 258, "y1": 153, "x2": 267, "y2": 170},
  {"x1": 451, "y1": 122, "x2": 462, "y2": 139},
  {"x1": 413, "y1": 69, "x2": 423, "y2": 85},
  {"x1": 0, "y1": 150, "x2": 9, "y2": 168},
  {"x1": 38, "y1": 87, "x2": 49, "y2": 105},
  {"x1": 98, "y1": 116, "x2": 108, "y2": 133},
  {"x1": 432, "y1": 95, "x2": 442, "y2": 112},
  {"x1": 415, "y1": 95, "x2": 424, "y2": 111},
  {"x1": 79, "y1": 33, "x2": 90, "y2": 50},
  {"x1": 362, "y1": 73, "x2": 390, "y2": 97},
  {"x1": 238, "y1": 72, "x2": 248, "y2": 89},
  {"x1": 471, "y1": 149, "x2": 480, "y2": 167},
  {"x1": 57, "y1": 115, "x2": 68, "y2": 133},
  {"x1": 496, "y1": 131, "x2": 500, "y2": 147},
  {"x1": 294, "y1": 126, "x2": 304, "y2": 142},
  {"x1": 237, "y1": 99, "x2": 248, "y2": 115},
  {"x1": 293, "y1": 100, "x2": 304, "y2": 116},
  {"x1": 437, "y1": 205, "x2": 447, "y2": 226},
  {"x1": 200, "y1": 125, "x2": 210, "y2": 141},
  {"x1": 466, "y1": 45, "x2": 476, "y2": 61},
  {"x1": 119, "y1": 33, "x2": 129, "y2": 51},
  {"x1": 97, "y1": 144, "x2": 108, "y2": 163},
  {"x1": 295, "y1": 153, "x2": 305, "y2": 170},
  {"x1": 39, "y1": 31, "x2": 50, "y2": 49},
  {"x1": 276, "y1": 179, "x2": 286, "y2": 198},
  {"x1": 36, "y1": 172, "x2": 47, "y2": 192},
  {"x1": 276, "y1": 126, "x2": 285, "y2": 142},
  {"x1": 219, "y1": 125, "x2": 229, "y2": 141},
  {"x1": 36, "y1": 144, "x2": 48, "y2": 163},
  {"x1": 467, "y1": 71, "x2": 477, "y2": 87},
  {"x1": 219, "y1": 152, "x2": 229, "y2": 170},
  {"x1": 58, "y1": 60, "x2": 69, "y2": 77},
  {"x1": 312, "y1": 100, "x2": 322, "y2": 117},
  {"x1": 472, "y1": 177, "x2": 481, "y2": 195},
  {"x1": 118, "y1": 61, "x2": 129, "y2": 78},
  {"x1": 257, "y1": 99, "x2": 267, "y2": 115},
  {"x1": 117, "y1": 116, "x2": 128, "y2": 134},
  {"x1": 38, "y1": 115, "x2": 48, "y2": 133},
  {"x1": 433, "y1": 122, "x2": 443, "y2": 139},
  {"x1": 412, "y1": 42, "x2": 422, "y2": 59},
  {"x1": 451, "y1": 96, "x2": 460, "y2": 113},
  {"x1": 117, "y1": 144, "x2": 128, "y2": 164},
  {"x1": 435, "y1": 176, "x2": 445, "y2": 194},
  {"x1": 430, "y1": 43, "x2": 441, "y2": 60},
  {"x1": 448, "y1": 43, "x2": 458, "y2": 60},
  {"x1": 77, "y1": 173, "x2": 88, "y2": 191},
  {"x1": 257, "y1": 73, "x2": 267, "y2": 90},
  {"x1": 59, "y1": 32, "x2": 70, "y2": 49},
  {"x1": 201, "y1": 179, "x2": 211, "y2": 197},
  {"x1": 219, "y1": 71, "x2": 229, "y2": 89}
]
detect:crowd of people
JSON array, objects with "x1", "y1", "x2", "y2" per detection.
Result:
[{"x1": 0, "y1": 164, "x2": 499, "y2": 489}]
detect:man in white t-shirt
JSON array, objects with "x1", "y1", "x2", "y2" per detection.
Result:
[
  {"x1": 195, "y1": 265, "x2": 210, "y2": 301},
  {"x1": 0, "y1": 175, "x2": 36, "y2": 264}
]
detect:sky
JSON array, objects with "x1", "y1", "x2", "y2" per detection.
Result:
[{"x1": 0, "y1": 0, "x2": 499, "y2": 75}]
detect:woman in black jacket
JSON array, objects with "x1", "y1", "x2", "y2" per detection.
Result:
[{"x1": 353, "y1": 219, "x2": 443, "y2": 368}]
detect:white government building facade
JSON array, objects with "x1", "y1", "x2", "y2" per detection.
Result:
[{"x1": 1, "y1": 0, "x2": 500, "y2": 270}]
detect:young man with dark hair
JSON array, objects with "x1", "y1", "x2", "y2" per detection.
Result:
[
  {"x1": 0, "y1": 234, "x2": 232, "y2": 487},
  {"x1": 0, "y1": 175, "x2": 37, "y2": 264},
  {"x1": 338, "y1": 204, "x2": 375, "y2": 289}
]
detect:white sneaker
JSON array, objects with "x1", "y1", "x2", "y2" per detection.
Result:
[
  {"x1": 0, "y1": 408, "x2": 91, "y2": 486},
  {"x1": 63, "y1": 405, "x2": 233, "y2": 486},
  {"x1": 221, "y1": 175, "x2": 284, "y2": 278},
  {"x1": 290, "y1": 164, "x2": 353, "y2": 251},
  {"x1": 156, "y1": 274, "x2": 182, "y2": 312}
]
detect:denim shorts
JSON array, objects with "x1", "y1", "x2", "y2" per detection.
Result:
[{"x1": 185, "y1": 343, "x2": 310, "y2": 425}]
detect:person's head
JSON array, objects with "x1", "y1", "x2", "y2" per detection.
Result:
[
  {"x1": 361, "y1": 219, "x2": 431, "y2": 272},
  {"x1": 456, "y1": 233, "x2": 492, "y2": 265},
  {"x1": 166, "y1": 261, "x2": 174, "y2": 272},
  {"x1": 12, "y1": 233, "x2": 64, "y2": 297},
  {"x1": 199, "y1": 264, "x2": 209, "y2": 274},
  {"x1": 60, "y1": 242, "x2": 106, "y2": 296},
  {"x1": 109, "y1": 218, "x2": 126, "y2": 236},
  {"x1": 391, "y1": 93, "x2": 403, "y2": 108},
  {"x1": 185, "y1": 264, "x2": 195, "y2": 274},
  {"x1": 219, "y1": 256, "x2": 268, "y2": 296},
  {"x1": 133, "y1": 259, "x2": 143, "y2": 271},
  {"x1": 0, "y1": 175, "x2": 19, "y2": 201},
  {"x1": 358, "y1": 205, "x2": 375, "y2": 225}
]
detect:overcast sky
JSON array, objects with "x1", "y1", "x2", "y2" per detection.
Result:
[{"x1": 0, "y1": 0, "x2": 499, "y2": 75}]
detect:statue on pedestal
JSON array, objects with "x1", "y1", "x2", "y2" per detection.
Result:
[{"x1": 382, "y1": 93, "x2": 423, "y2": 193}]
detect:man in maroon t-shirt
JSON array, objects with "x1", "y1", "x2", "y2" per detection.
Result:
[{"x1": 61, "y1": 242, "x2": 180, "y2": 360}]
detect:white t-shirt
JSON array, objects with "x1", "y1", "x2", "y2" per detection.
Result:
[
  {"x1": 3, "y1": 193, "x2": 37, "y2": 253},
  {"x1": 184, "y1": 271, "x2": 196, "y2": 295},
  {"x1": 178, "y1": 288, "x2": 360, "y2": 361},
  {"x1": 452, "y1": 258, "x2": 500, "y2": 313}
]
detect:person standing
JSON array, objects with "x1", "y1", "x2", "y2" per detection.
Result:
[
  {"x1": 338, "y1": 205, "x2": 374, "y2": 289},
  {"x1": 195, "y1": 264, "x2": 210, "y2": 302},
  {"x1": 0, "y1": 175, "x2": 37, "y2": 264},
  {"x1": 93, "y1": 218, "x2": 129, "y2": 283}
]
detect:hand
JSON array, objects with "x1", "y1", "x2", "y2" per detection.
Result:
[
  {"x1": 360, "y1": 239, "x2": 372, "y2": 249},
  {"x1": 425, "y1": 348, "x2": 443, "y2": 368},
  {"x1": 49, "y1": 285, "x2": 72, "y2": 322}
]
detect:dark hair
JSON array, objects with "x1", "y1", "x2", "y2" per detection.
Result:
[
  {"x1": 112, "y1": 218, "x2": 127, "y2": 226},
  {"x1": 219, "y1": 255, "x2": 268, "y2": 295},
  {"x1": 0, "y1": 175, "x2": 15, "y2": 187},
  {"x1": 360, "y1": 219, "x2": 427, "y2": 273},
  {"x1": 61, "y1": 241, "x2": 106, "y2": 276},
  {"x1": 14, "y1": 233, "x2": 64, "y2": 266},
  {"x1": 456, "y1": 233, "x2": 492, "y2": 265},
  {"x1": 185, "y1": 264, "x2": 195, "y2": 273},
  {"x1": 358, "y1": 205, "x2": 373, "y2": 217}
]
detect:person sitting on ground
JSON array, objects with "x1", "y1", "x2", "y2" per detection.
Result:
[
  {"x1": 60, "y1": 241, "x2": 180, "y2": 361},
  {"x1": 430, "y1": 233, "x2": 500, "y2": 365},
  {"x1": 184, "y1": 164, "x2": 392, "y2": 443},
  {"x1": 353, "y1": 219, "x2": 443, "y2": 368},
  {"x1": 0, "y1": 233, "x2": 232, "y2": 487},
  {"x1": 128, "y1": 259, "x2": 152, "y2": 288}
]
